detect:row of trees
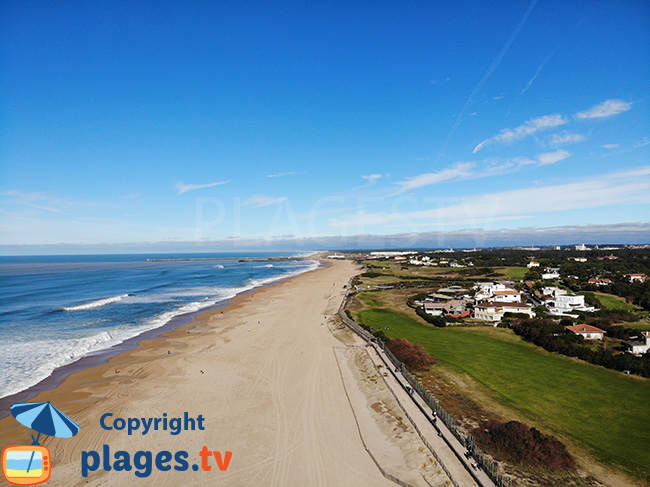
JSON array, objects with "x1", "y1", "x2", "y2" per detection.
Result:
[{"x1": 511, "y1": 318, "x2": 650, "y2": 377}]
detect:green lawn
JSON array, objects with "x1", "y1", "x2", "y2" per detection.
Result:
[
  {"x1": 495, "y1": 266, "x2": 528, "y2": 280},
  {"x1": 357, "y1": 307, "x2": 650, "y2": 480},
  {"x1": 619, "y1": 322, "x2": 650, "y2": 331},
  {"x1": 589, "y1": 291, "x2": 641, "y2": 311}
]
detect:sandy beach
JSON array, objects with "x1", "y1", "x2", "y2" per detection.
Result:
[{"x1": 0, "y1": 257, "x2": 455, "y2": 487}]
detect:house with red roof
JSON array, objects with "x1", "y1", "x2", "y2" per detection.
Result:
[
  {"x1": 588, "y1": 278, "x2": 612, "y2": 286},
  {"x1": 565, "y1": 324, "x2": 606, "y2": 340},
  {"x1": 625, "y1": 273, "x2": 647, "y2": 283}
]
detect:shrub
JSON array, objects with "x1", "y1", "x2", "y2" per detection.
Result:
[
  {"x1": 361, "y1": 271, "x2": 386, "y2": 278},
  {"x1": 473, "y1": 420, "x2": 576, "y2": 471},
  {"x1": 386, "y1": 338, "x2": 437, "y2": 371}
]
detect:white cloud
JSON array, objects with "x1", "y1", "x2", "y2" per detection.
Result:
[
  {"x1": 243, "y1": 195, "x2": 288, "y2": 208},
  {"x1": 602, "y1": 144, "x2": 619, "y2": 149},
  {"x1": 333, "y1": 166, "x2": 650, "y2": 229},
  {"x1": 393, "y1": 151, "x2": 570, "y2": 195},
  {"x1": 266, "y1": 172, "x2": 296, "y2": 178},
  {"x1": 549, "y1": 133, "x2": 585, "y2": 147},
  {"x1": 536, "y1": 149, "x2": 571, "y2": 166},
  {"x1": 393, "y1": 162, "x2": 475, "y2": 194},
  {"x1": 361, "y1": 174, "x2": 383, "y2": 182},
  {"x1": 575, "y1": 99, "x2": 632, "y2": 119},
  {"x1": 176, "y1": 181, "x2": 229, "y2": 194},
  {"x1": 473, "y1": 114, "x2": 568, "y2": 153}
]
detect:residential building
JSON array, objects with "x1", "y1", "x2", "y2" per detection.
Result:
[
  {"x1": 565, "y1": 324, "x2": 606, "y2": 340},
  {"x1": 527, "y1": 261, "x2": 540, "y2": 268},
  {"x1": 625, "y1": 331, "x2": 650, "y2": 355},
  {"x1": 423, "y1": 300, "x2": 468, "y2": 318},
  {"x1": 474, "y1": 301, "x2": 535, "y2": 324},
  {"x1": 487, "y1": 289, "x2": 522, "y2": 303},
  {"x1": 588, "y1": 278, "x2": 612, "y2": 286},
  {"x1": 625, "y1": 273, "x2": 647, "y2": 283},
  {"x1": 547, "y1": 293, "x2": 596, "y2": 315},
  {"x1": 568, "y1": 257, "x2": 587, "y2": 262},
  {"x1": 541, "y1": 267, "x2": 560, "y2": 279},
  {"x1": 474, "y1": 282, "x2": 509, "y2": 300}
]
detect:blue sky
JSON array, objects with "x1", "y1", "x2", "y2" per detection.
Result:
[{"x1": 1, "y1": 0, "x2": 649, "y2": 252}]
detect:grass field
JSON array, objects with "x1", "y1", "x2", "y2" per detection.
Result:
[
  {"x1": 495, "y1": 266, "x2": 528, "y2": 280},
  {"x1": 619, "y1": 322, "x2": 650, "y2": 331},
  {"x1": 356, "y1": 305, "x2": 650, "y2": 481},
  {"x1": 589, "y1": 291, "x2": 641, "y2": 311}
]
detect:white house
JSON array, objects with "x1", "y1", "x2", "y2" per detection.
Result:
[
  {"x1": 565, "y1": 324, "x2": 606, "y2": 340},
  {"x1": 626, "y1": 331, "x2": 650, "y2": 355},
  {"x1": 474, "y1": 301, "x2": 535, "y2": 324},
  {"x1": 474, "y1": 282, "x2": 509, "y2": 300},
  {"x1": 588, "y1": 278, "x2": 612, "y2": 286},
  {"x1": 547, "y1": 293, "x2": 596, "y2": 315},
  {"x1": 542, "y1": 286, "x2": 564, "y2": 297},
  {"x1": 489, "y1": 289, "x2": 522, "y2": 303},
  {"x1": 626, "y1": 273, "x2": 647, "y2": 283},
  {"x1": 423, "y1": 300, "x2": 467, "y2": 317},
  {"x1": 541, "y1": 267, "x2": 561, "y2": 280},
  {"x1": 527, "y1": 261, "x2": 540, "y2": 268}
]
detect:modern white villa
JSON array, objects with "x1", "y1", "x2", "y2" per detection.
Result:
[
  {"x1": 546, "y1": 292, "x2": 596, "y2": 316},
  {"x1": 474, "y1": 301, "x2": 535, "y2": 324}
]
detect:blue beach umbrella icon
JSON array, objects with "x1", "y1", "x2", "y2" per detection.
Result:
[{"x1": 10, "y1": 401, "x2": 79, "y2": 472}]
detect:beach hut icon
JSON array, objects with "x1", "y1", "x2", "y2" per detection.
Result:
[{"x1": 2, "y1": 401, "x2": 79, "y2": 486}]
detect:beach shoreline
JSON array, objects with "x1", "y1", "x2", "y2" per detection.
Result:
[
  {"x1": 0, "y1": 255, "x2": 327, "y2": 417},
  {"x1": 0, "y1": 255, "x2": 405, "y2": 486},
  {"x1": 0, "y1": 255, "x2": 465, "y2": 487}
]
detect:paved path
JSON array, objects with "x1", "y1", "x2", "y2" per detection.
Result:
[{"x1": 367, "y1": 343, "x2": 497, "y2": 487}]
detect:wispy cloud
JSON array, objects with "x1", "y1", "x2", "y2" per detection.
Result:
[
  {"x1": 473, "y1": 114, "x2": 568, "y2": 153},
  {"x1": 485, "y1": 150, "x2": 570, "y2": 172},
  {"x1": 575, "y1": 99, "x2": 632, "y2": 119},
  {"x1": 333, "y1": 166, "x2": 650, "y2": 229},
  {"x1": 634, "y1": 137, "x2": 650, "y2": 148},
  {"x1": 361, "y1": 174, "x2": 383, "y2": 182},
  {"x1": 393, "y1": 162, "x2": 475, "y2": 194},
  {"x1": 266, "y1": 172, "x2": 296, "y2": 178},
  {"x1": 521, "y1": 54, "x2": 552, "y2": 94},
  {"x1": 243, "y1": 195, "x2": 288, "y2": 208},
  {"x1": 393, "y1": 150, "x2": 570, "y2": 194},
  {"x1": 536, "y1": 149, "x2": 571, "y2": 165},
  {"x1": 29, "y1": 204, "x2": 62, "y2": 213},
  {"x1": 549, "y1": 133, "x2": 585, "y2": 147},
  {"x1": 0, "y1": 190, "x2": 74, "y2": 208},
  {"x1": 602, "y1": 144, "x2": 619, "y2": 150},
  {"x1": 176, "y1": 181, "x2": 229, "y2": 195}
]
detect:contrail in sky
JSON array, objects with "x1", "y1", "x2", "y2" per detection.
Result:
[{"x1": 432, "y1": 0, "x2": 539, "y2": 163}]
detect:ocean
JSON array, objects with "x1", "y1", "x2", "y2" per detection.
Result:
[{"x1": 0, "y1": 252, "x2": 319, "y2": 399}]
